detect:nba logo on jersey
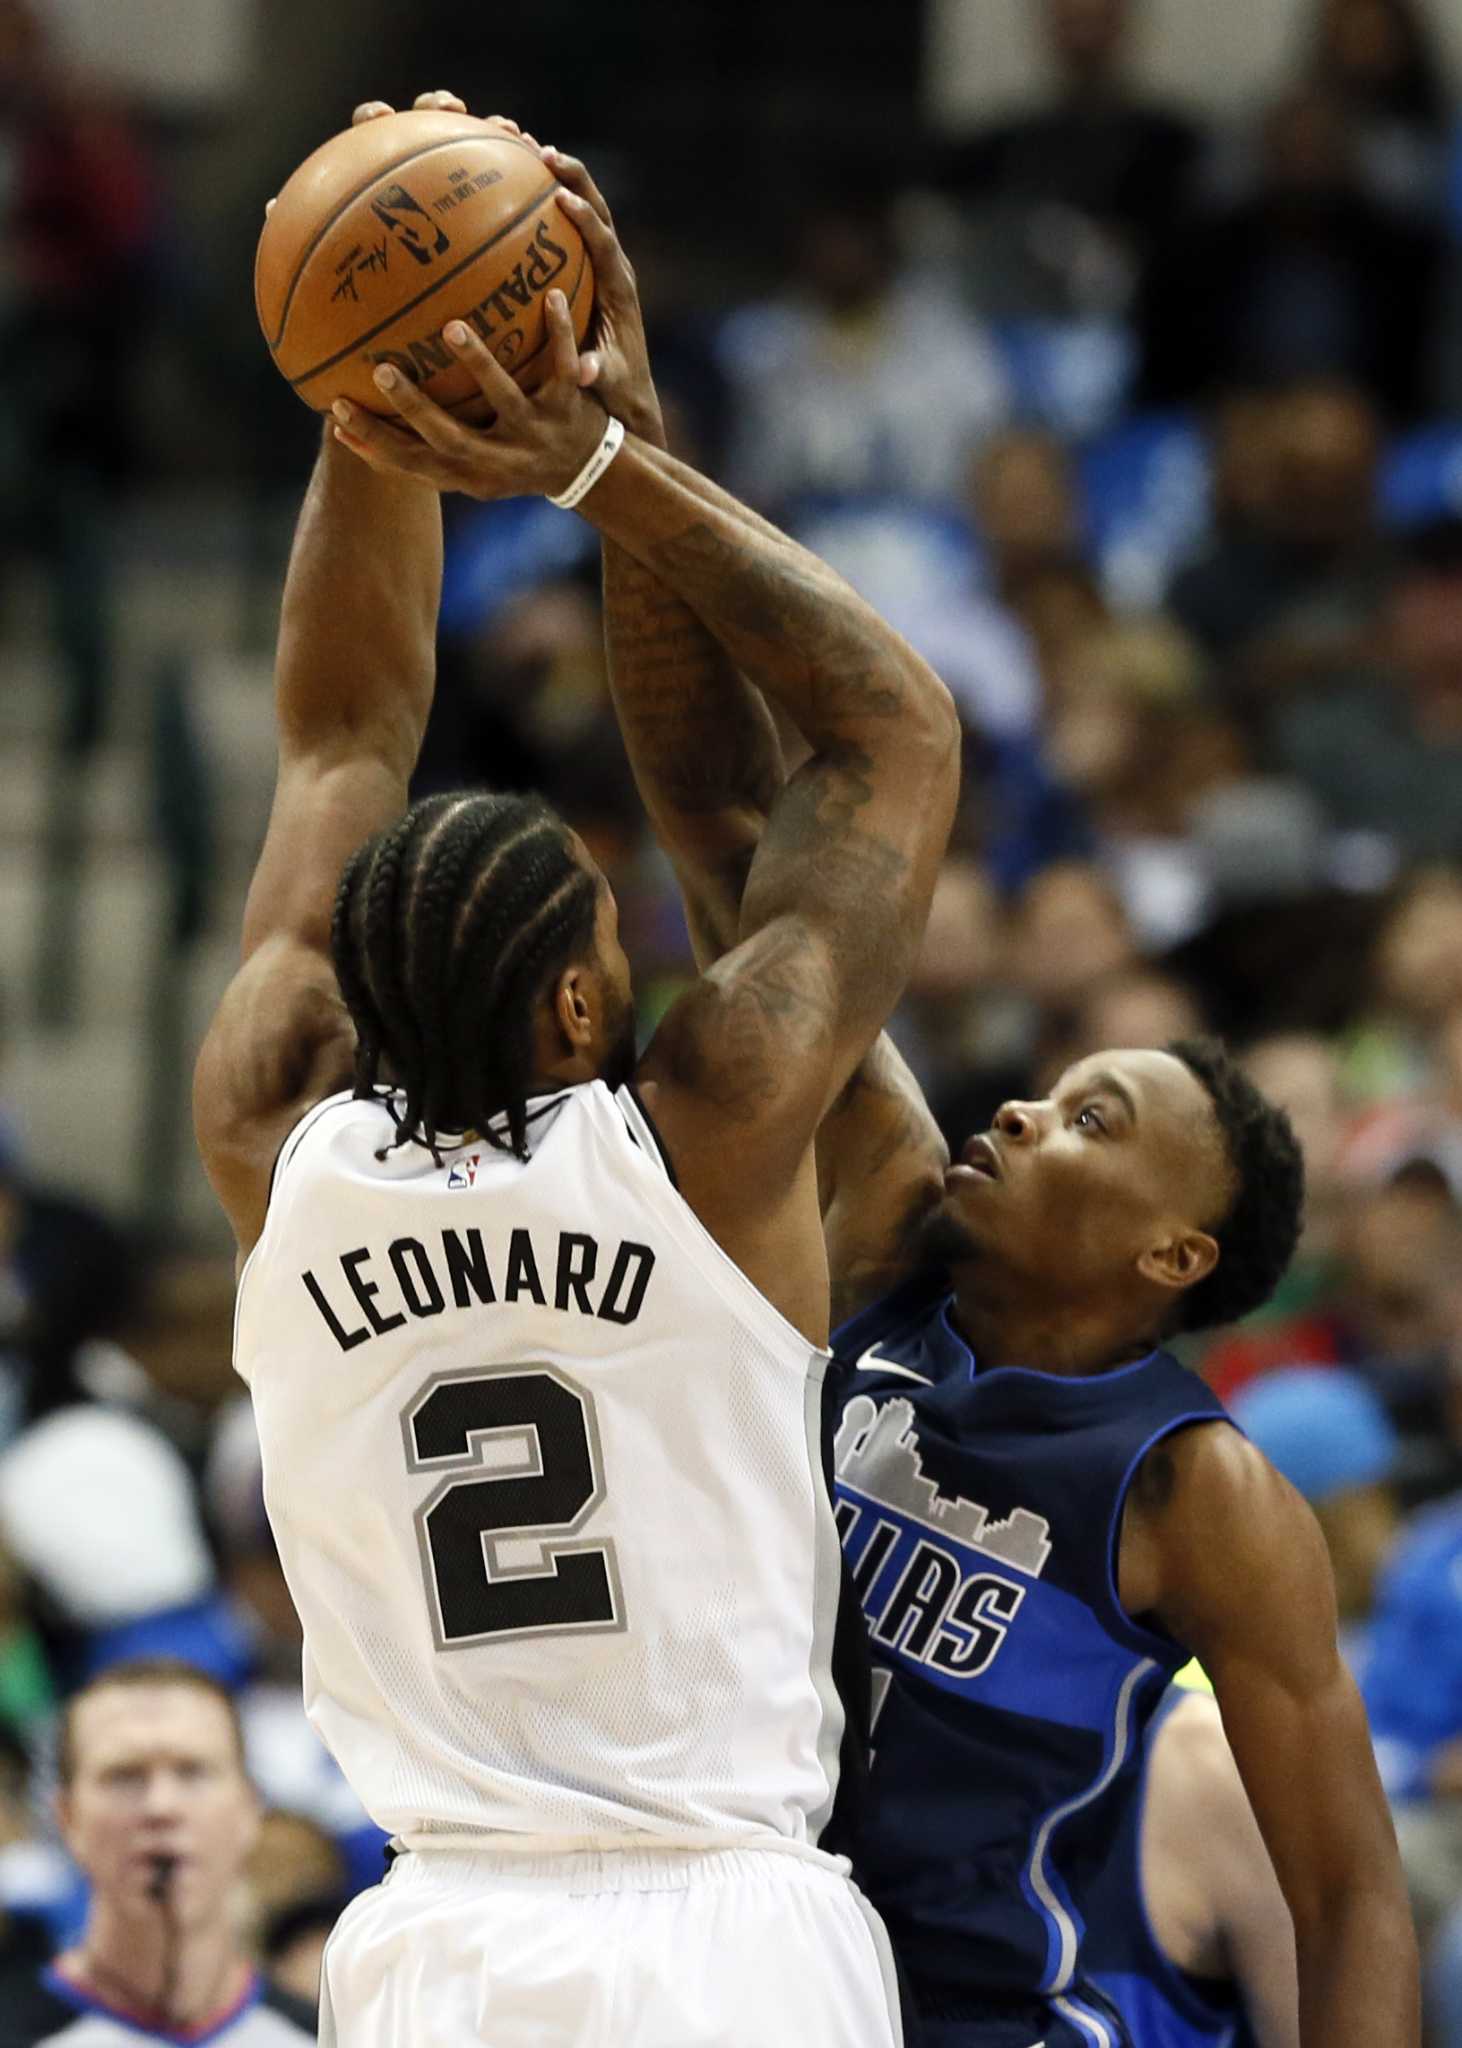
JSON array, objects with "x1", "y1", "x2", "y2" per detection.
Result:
[{"x1": 446, "y1": 1154, "x2": 481, "y2": 1190}]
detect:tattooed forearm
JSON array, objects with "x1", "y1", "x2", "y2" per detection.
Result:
[
  {"x1": 643, "y1": 520, "x2": 906, "y2": 736},
  {"x1": 657, "y1": 923, "x2": 835, "y2": 1119},
  {"x1": 602, "y1": 542, "x2": 782, "y2": 820},
  {"x1": 585, "y1": 436, "x2": 959, "y2": 1127}
]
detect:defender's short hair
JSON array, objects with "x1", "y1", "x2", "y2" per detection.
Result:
[{"x1": 1167, "y1": 1037, "x2": 1306, "y2": 1335}]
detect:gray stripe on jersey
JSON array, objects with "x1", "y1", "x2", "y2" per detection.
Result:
[{"x1": 802, "y1": 1348, "x2": 848, "y2": 1844}]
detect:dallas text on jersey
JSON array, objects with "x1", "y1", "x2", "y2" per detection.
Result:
[{"x1": 300, "y1": 1226, "x2": 656, "y2": 1352}]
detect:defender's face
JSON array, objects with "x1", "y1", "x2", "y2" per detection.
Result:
[{"x1": 929, "y1": 1049, "x2": 1229, "y2": 1299}]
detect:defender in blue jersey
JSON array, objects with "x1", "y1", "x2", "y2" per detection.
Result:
[
  {"x1": 813, "y1": 1040, "x2": 1408, "y2": 2048},
  {"x1": 575, "y1": 178, "x2": 1419, "y2": 2048}
]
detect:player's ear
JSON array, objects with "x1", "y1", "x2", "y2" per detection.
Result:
[
  {"x1": 1137, "y1": 1228, "x2": 1218, "y2": 1297},
  {"x1": 553, "y1": 965, "x2": 594, "y2": 1052}
]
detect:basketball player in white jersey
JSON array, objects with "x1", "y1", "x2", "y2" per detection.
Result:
[{"x1": 193, "y1": 95, "x2": 957, "y2": 2048}]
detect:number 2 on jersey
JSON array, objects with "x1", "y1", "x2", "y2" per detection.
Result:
[{"x1": 403, "y1": 1366, "x2": 624, "y2": 1649}]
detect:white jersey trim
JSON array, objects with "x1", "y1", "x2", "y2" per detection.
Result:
[
  {"x1": 599, "y1": 1082, "x2": 830, "y2": 1375},
  {"x1": 232, "y1": 1088, "x2": 359, "y2": 1381},
  {"x1": 614, "y1": 1083, "x2": 676, "y2": 1186}
]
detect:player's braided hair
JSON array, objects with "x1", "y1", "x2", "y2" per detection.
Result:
[
  {"x1": 1167, "y1": 1037, "x2": 1306, "y2": 1334},
  {"x1": 330, "y1": 791, "x2": 598, "y2": 1163}
]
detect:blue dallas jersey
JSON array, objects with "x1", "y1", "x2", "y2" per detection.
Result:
[
  {"x1": 1083, "y1": 1689, "x2": 1253, "y2": 2048},
  {"x1": 830, "y1": 1272, "x2": 1232, "y2": 2048}
]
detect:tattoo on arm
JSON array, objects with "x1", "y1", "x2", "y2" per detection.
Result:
[
  {"x1": 603, "y1": 543, "x2": 781, "y2": 819},
  {"x1": 642, "y1": 521, "x2": 909, "y2": 734}
]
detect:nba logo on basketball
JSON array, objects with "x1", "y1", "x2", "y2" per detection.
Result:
[{"x1": 446, "y1": 1155, "x2": 481, "y2": 1190}]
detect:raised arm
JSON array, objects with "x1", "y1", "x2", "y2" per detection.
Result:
[
  {"x1": 334, "y1": 301, "x2": 959, "y2": 1337},
  {"x1": 192, "y1": 422, "x2": 441, "y2": 1253},
  {"x1": 193, "y1": 95, "x2": 479, "y2": 1255},
  {"x1": 1123, "y1": 1427, "x2": 1420, "y2": 2048},
  {"x1": 553, "y1": 158, "x2": 950, "y2": 1325}
]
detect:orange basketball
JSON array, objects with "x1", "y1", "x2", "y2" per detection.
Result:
[{"x1": 255, "y1": 111, "x2": 594, "y2": 416}]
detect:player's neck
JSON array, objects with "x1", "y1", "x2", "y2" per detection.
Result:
[
  {"x1": 62, "y1": 1907, "x2": 249, "y2": 2034},
  {"x1": 946, "y1": 1283, "x2": 1156, "y2": 1379}
]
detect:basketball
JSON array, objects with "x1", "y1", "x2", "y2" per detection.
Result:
[{"x1": 255, "y1": 110, "x2": 594, "y2": 416}]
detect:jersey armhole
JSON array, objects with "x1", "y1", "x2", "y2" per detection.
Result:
[
  {"x1": 1105, "y1": 1413, "x2": 1240, "y2": 1661},
  {"x1": 616, "y1": 1082, "x2": 680, "y2": 1189},
  {"x1": 232, "y1": 1089, "x2": 357, "y2": 1374}
]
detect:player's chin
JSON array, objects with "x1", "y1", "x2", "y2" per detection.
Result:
[{"x1": 915, "y1": 1193, "x2": 986, "y2": 1272}]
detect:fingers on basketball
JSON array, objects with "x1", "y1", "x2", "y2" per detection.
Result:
[
  {"x1": 331, "y1": 403, "x2": 425, "y2": 474},
  {"x1": 551, "y1": 178, "x2": 632, "y2": 307},
  {"x1": 372, "y1": 361, "x2": 477, "y2": 455},
  {"x1": 544, "y1": 151, "x2": 613, "y2": 230},
  {"x1": 542, "y1": 292, "x2": 581, "y2": 396},
  {"x1": 413, "y1": 91, "x2": 473, "y2": 116},
  {"x1": 441, "y1": 322, "x2": 527, "y2": 419}
]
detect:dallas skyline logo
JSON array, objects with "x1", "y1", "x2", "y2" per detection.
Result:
[{"x1": 835, "y1": 1394, "x2": 1052, "y2": 1580}]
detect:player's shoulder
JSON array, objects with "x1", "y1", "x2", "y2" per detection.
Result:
[{"x1": 1131, "y1": 1406, "x2": 1266, "y2": 1518}]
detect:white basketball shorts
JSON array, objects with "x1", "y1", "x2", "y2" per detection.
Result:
[{"x1": 317, "y1": 1843, "x2": 906, "y2": 2047}]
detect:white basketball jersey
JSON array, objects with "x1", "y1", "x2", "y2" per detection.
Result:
[{"x1": 234, "y1": 1084, "x2": 849, "y2": 1856}]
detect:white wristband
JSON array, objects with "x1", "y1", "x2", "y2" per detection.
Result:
[{"x1": 549, "y1": 415, "x2": 626, "y2": 510}]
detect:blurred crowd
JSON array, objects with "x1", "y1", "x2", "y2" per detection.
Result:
[{"x1": 6, "y1": 0, "x2": 1462, "y2": 2034}]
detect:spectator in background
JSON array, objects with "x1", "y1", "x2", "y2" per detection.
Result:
[
  {"x1": 205, "y1": 1398, "x2": 388, "y2": 1900},
  {"x1": 1168, "y1": 380, "x2": 1387, "y2": 676},
  {"x1": 718, "y1": 173, "x2": 1010, "y2": 511},
  {"x1": 943, "y1": 0, "x2": 1201, "y2": 320},
  {"x1": 1201, "y1": 1033, "x2": 1354, "y2": 1403},
  {"x1": 1345, "y1": 998, "x2": 1462, "y2": 1201},
  {"x1": 0, "y1": 1128, "x2": 138, "y2": 1448},
  {"x1": 0, "y1": 0, "x2": 161, "y2": 771},
  {"x1": 1032, "y1": 963, "x2": 1205, "y2": 1092},
  {"x1": 1006, "y1": 859, "x2": 1138, "y2": 1017},
  {"x1": 1232, "y1": 1366, "x2": 1401, "y2": 1662},
  {"x1": 0, "y1": 1397, "x2": 223, "y2": 1685},
  {"x1": 1364, "y1": 1478, "x2": 1462, "y2": 2001},
  {"x1": 1043, "y1": 614, "x2": 1242, "y2": 948},
  {"x1": 1140, "y1": 86, "x2": 1445, "y2": 419},
  {"x1": 894, "y1": 857, "x2": 1028, "y2": 1142},
  {"x1": 1339, "y1": 1170, "x2": 1462, "y2": 1369},
  {"x1": 1083, "y1": 1687, "x2": 1299, "y2": 2048},
  {"x1": 0, "y1": 1705, "x2": 76, "y2": 1960},
  {"x1": 1309, "y1": 0, "x2": 1453, "y2": 219},
  {"x1": 258, "y1": 1891, "x2": 344, "y2": 2010},
  {"x1": 0, "y1": 1659, "x2": 315, "y2": 2044},
  {"x1": 243, "y1": 1810, "x2": 345, "y2": 1958},
  {"x1": 1332, "y1": 866, "x2": 1462, "y2": 1121},
  {"x1": 1270, "y1": 521, "x2": 1462, "y2": 862},
  {"x1": 967, "y1": 428, "x2": 1084, "y2": 598}
]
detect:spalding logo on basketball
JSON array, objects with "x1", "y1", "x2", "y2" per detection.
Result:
[{"x1": 255, "y1": 110, "x2": 595, "y2": 417}]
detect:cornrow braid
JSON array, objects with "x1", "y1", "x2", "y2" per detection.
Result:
[
  {"x1": 361, "y1": 798, "x2": 461, "y2": 1152},
  {"x1": 450, "y1": 857, "x2": 596, "y2": 1159},
  {"x1": 328, "y1": 791, "x2": 602, "y2": 1164},
  {"x1": 330, "y1": 841, "x2": 386, "y2": 1099}
]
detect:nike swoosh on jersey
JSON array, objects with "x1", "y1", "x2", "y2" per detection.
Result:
[{"x1": 854, "y1": 1347, "x2": 932, "y2": 1385}]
